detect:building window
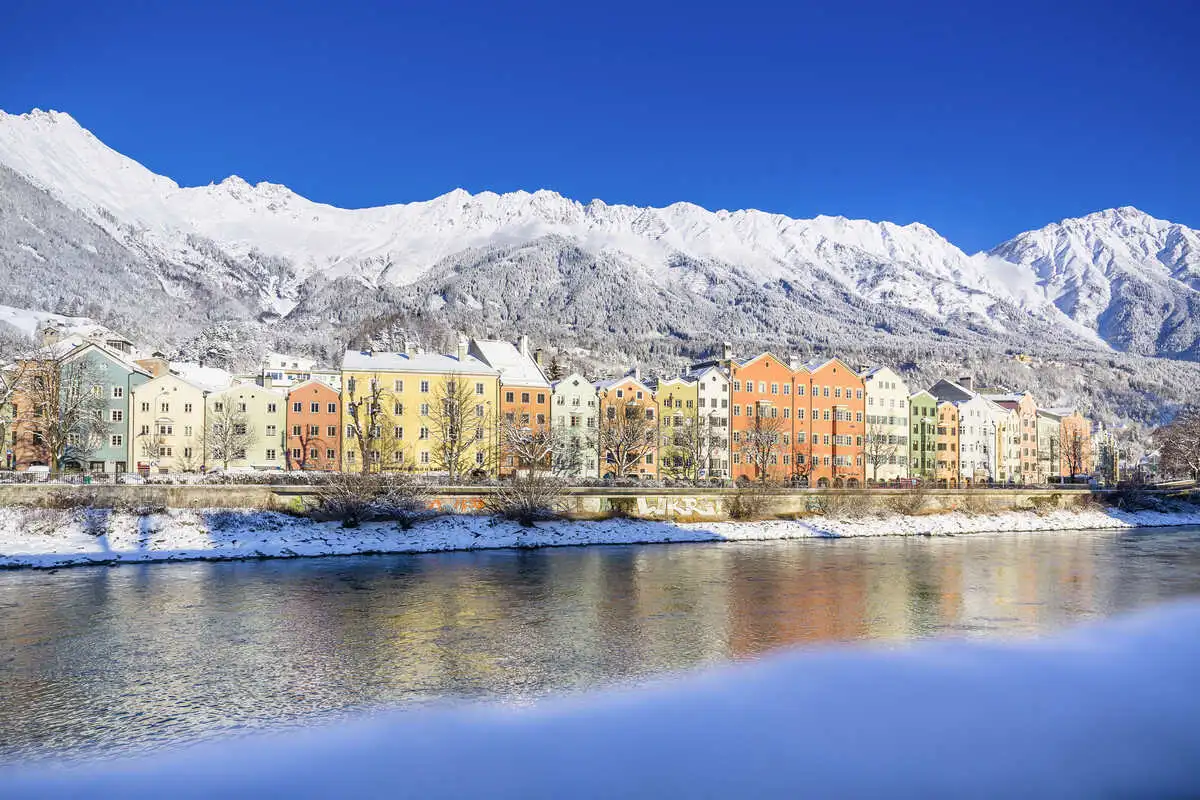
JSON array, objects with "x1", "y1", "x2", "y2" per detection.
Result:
[
  {"x1": 266, "y1": 450, "x2": 277, "y2": 461},
  {"x1": 310, "y1": 402, "x2": 320, "y2": 413},
  {"x1": 110, "y1": 435, "x2": 123, "y2": 447},
  {"x1": 420, "y1": 380, "x2": 430, "y2": 393},
  {"x1": 110, "y1": 410, "x2": 123, "y2": 423},
  {"x1": 419, "y1": 427, "x2": 429, "y2": 440},
  {"x1": 112, "y1": 386, "x2": 124, "y2": 399},
  {"x1": 420, "y1": 451, "x2": 430, "y2": 464},
  {"x1": 394, "y1": 379, "x2": 404, "y2": 392},
  {"x1": 267, "y1": 403, "x2": 277, "y2": 413},
  {"x1": 326, "y1": 449, "x2": 336, "y2": 460},
  {"x1": 327, "y1": 403, "x2": 337, "y2": 414}
]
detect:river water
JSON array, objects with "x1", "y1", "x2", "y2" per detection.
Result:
[{"x1": 3, "y1": 526, "x2": 1200, "y2": 765}]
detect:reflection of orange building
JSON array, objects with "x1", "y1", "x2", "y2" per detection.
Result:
[
  {"x1": 286, "y1": 380, "x2": 341, "y2": 470},
  {"x1": 935, "y1": 401, "x2": 960, "y2": 486}
]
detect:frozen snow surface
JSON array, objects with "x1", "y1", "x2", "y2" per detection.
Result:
[
  {"x1": 2, "y1": 506, "x2": 1199, "y2": 570},
  {"x1": 4, "y1": 598, "x2": 1200, "y2": 797}
]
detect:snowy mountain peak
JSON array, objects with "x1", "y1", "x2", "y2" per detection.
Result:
[{"x1": 0, "y1": 107, "x2": 1197, "y2": 360}]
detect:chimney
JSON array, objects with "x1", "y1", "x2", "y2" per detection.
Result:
[
  {"x1": 404, "y1": 338, "x2": 416, "y2": 356},
  {"x1": 721, "y1": 341, "x2": 732, "y2": 361},
  {"x1": 959, "y1": 375, "x2": 973, "y2": 392},
  {"x1": 518, "y1": 334, "x2": 530, "y2": 358},
  {"x1": 533, "y1": 348, "x2": 545, "y2": 367},
  {"x1": 457, "y1": 334, "x2": 469, "y2": 362},
  {"x1": 262, "y1": 375, "x2": 273, "y2": 390},
  {"x1": 633, "y1": 364, "x2": 641, "y2": 382}
]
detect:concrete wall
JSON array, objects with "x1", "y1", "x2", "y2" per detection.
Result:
[{"x1": 0, "y1": 483, "x2": 1102, "y2": 521}]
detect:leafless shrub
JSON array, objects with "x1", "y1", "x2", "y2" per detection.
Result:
[
  {"x1": 486, "y1": 474, "x2": 567, "y2": 526},
  {"x1": 819, "y1": 490, "x2": 874, "y2": 519},
  {"x1": 727, "y1": 482, "x2": 773, "y2": 521},
  {"x1": 309, "y1": 473, "x2": 433, "y2": 529},
  {"x1": 888, "y1": 483, "x2": 932, "y2": 516}
]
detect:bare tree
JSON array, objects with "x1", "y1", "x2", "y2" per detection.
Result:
[
  {"x1": 15, "y1": 353, "x2": 108, "y2": 473},
  {"x1": 739, "y1": 411, "x2": 785, "y2": 485},
  {"x1": 428, "y1": 373, "x2": 491, "y2": 483},
  {"x1": 205, "y1": 400, "x2": 259, "y2": 470},
  {"x1": 1155, "y1": 408, "x2": 1200, "y2": 482},
  {"x1": 660, "y1": 415, "x2": 701, "y2": 482},
  {"x1": 864, "y1": 417, "x2": 900, "y2": 483},
  {"x1": 343, "y1": 373, "x2": 406, "y2": 475},
  {"x1": 498, "y1": 413, "x2": 581, "y2": 479},
  {"x1": 309, "y1": 472, "x2": 432, "y2": 529},
  {"x1": 1064, "y1": 430, "x2": 1088, "y2": 479},
  {"x1": 599, "y1": 398, "x2": 657, "y2": 478}
]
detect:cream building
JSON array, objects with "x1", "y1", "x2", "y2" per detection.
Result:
[
  {"x1": 205, "y1": 383, "x2": 288, "y2": 469},
  {"x1": 129, "y1": 373, "x2": 209, "y2": 473},
  {"x1": 861, "y1": 366, "x2": 910, "y2": 482},
  {"x1": 550, "y1": 372, "x2": 600, "y2": 479},
  {"x1": 689, "y1": 365, "x2": 730, "y2": 479}
]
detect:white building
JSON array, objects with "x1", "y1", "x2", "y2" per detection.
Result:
[
  {"x1": 688, "y1": 365, "x2": 731, "y2": 479},
  {"x1": 550, "y1": 372, "x2": 599, "y2": 479},
  {"x1": 861, "y1": 366, "x2": 910, "y2": 482},
  {"x1": 929, "y1": 378, "x2": 995, "y2": 485}
]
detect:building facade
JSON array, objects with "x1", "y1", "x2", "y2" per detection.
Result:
[
  {"x1": 471, "y1": 337, "x2": 551, "y2": 477},
  {"x1": 205, "y1": 383, "x2": 287, "y2": 470},
  {"x1": 550, "y1": 373, "x2": 600, "y2": 479},
  {"x1": 597, "y1": 375, "x2": 658, "y2": 480},
  {"x1": 861, "y1": 366, "x2": 910, "y2": 483},
  {"x1": 656, "y1": 376, "x2": 700, "y2": 480},
  {"x1": 286, "y1": 380, "x2": 341, "y2": 471},
  {"x1": 130, "y1": 373, "x2": 208, "y2": 473},
  {"x1": 690, "y1": 365, "x2": 730, "y2": 478},
  {"x1": 340, "y1": 349, "x2": 500, "y2": 475},
  {"x1": 908, "y1": 390, "x2": 938, "y2": 482}
]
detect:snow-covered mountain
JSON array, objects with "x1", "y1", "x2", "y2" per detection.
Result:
[
  {"x1": 0, "y1": 107, "x2": 1197, "y2": 365},
  {"x1": 989, "y1": 207, "x2": 1200, "y2": 359}
]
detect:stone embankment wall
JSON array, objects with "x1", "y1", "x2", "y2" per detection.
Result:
[{"x1": 0, "y1": 483, "x2": 1107, "y2": 521}]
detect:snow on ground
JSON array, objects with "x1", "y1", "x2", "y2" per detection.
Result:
[
  {"x1": 2, "y1": 505, "x2": 1199, "y2": 570},
  {"x1": 5, "y1": 600, "x2": 1200, "y2": 797}
]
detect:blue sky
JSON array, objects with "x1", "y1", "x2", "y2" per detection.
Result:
[{"x1": 2, "y1": 0, "x2": 1196, "y2": 252}]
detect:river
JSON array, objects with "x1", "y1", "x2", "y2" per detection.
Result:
[{"x1": 3, "y1": 526, "x2": 1200, "y2": 764}]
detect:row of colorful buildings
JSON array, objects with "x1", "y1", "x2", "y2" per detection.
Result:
[{"x1": 4, "y1": 327, "x2": 1094, "y2": 485}]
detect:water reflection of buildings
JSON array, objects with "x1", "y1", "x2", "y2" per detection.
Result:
[{"x1": 2, "y1": 529, "x2": 1197, "y2": 763}]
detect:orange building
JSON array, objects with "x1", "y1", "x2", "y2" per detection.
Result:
[
  {"x1": 729, "y1": 352, "x2": 793, "y2": 483},
  {"x1": 1058, "y1": 410, "x2": 1092, "y2": 478},
  {"x1": 469, "y1": 337, "x2": 551, "y2": 477},
  {"x1": 285, "y1": 380, "x2": 341, "y2": 470},
  {"x1": 798, "y1": 358, "x2": 866, "y2": 488},
  {"x1": 727, "y1": 353, "x2": 865, "y2": 487},
  {"x1": 934, "y1": 401, "x2": 960, "y2": 487},
  {"x1": 597, "y1": 374, "x2": 658, "y2": 479}
]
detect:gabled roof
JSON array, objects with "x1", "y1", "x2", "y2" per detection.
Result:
[
  {"x1": 468, "y1": 339, "x2": 549, "y2": 387},
  {"x1": 927, "y1": 378, "x2": 982, "y2": 404},
  {"x1": 596, "y1": 375, "x2": 654, "y2": 395},
  {"x1": 341, "y1": 349, "x2": 499, "y2": 377},
  {"x1": 170, "y1": 362, "x2": 234, "y2": 393},
  {"x1": 733, "y1": 351, "x2": 793, "y2": 371},
  {"x1": 58, "y1": 340, "x2": 152, "y2": 377},
  {"x1": 909, "y1": 389, "x2": 938, "y2": 402},
  {"x1": 287, "y1": 378, "x2": 339, "y2": 396},
  {"x1": 551, "y1": 372, "x2": 596, "y2": 392},
  {"x1": 684, "y1": 364, "x2": 729, "y2": 382},
  {"x1": 802, "y1": 356, "x2": 858, "y2": 375}
]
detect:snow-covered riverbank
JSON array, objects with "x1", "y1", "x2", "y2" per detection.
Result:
[{"x1": 2, "y1": 505, "x2": 1200, "y2": 569}]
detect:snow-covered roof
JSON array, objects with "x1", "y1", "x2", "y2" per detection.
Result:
[
  {"x1": 170, "y1": 362, "x2": 234, "y2": 392},
  {"x1": 551, "y1": 373, "x2": 596, "y2": 391},
  {"x1": 265, "y1": 352, "x2": 317, "y2": 371},
  {"x1": 341, "y1": 349, "x2": 498, "y2": 377},
  {"x1": 469, "y1": 339, "x2": 548, "y2": 386},
  {"x1": 684, "y1": 364, "x2": 729, "y2": 382}
]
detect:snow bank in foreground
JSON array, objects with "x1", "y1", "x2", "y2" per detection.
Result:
[
  {"x1": 1, "y1": 505, "x2": 1199, "y2": 570},
  {"x1": 6, "y1": 601, "x2": 1200, "y2": 798}
]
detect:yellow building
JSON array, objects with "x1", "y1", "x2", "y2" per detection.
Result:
[
  {"x1": 340, "y1": 346, "x2": 501, "y2": 476},
  {"x1": 655, "y1": 376, "x2": 700, "y2": 479}
]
